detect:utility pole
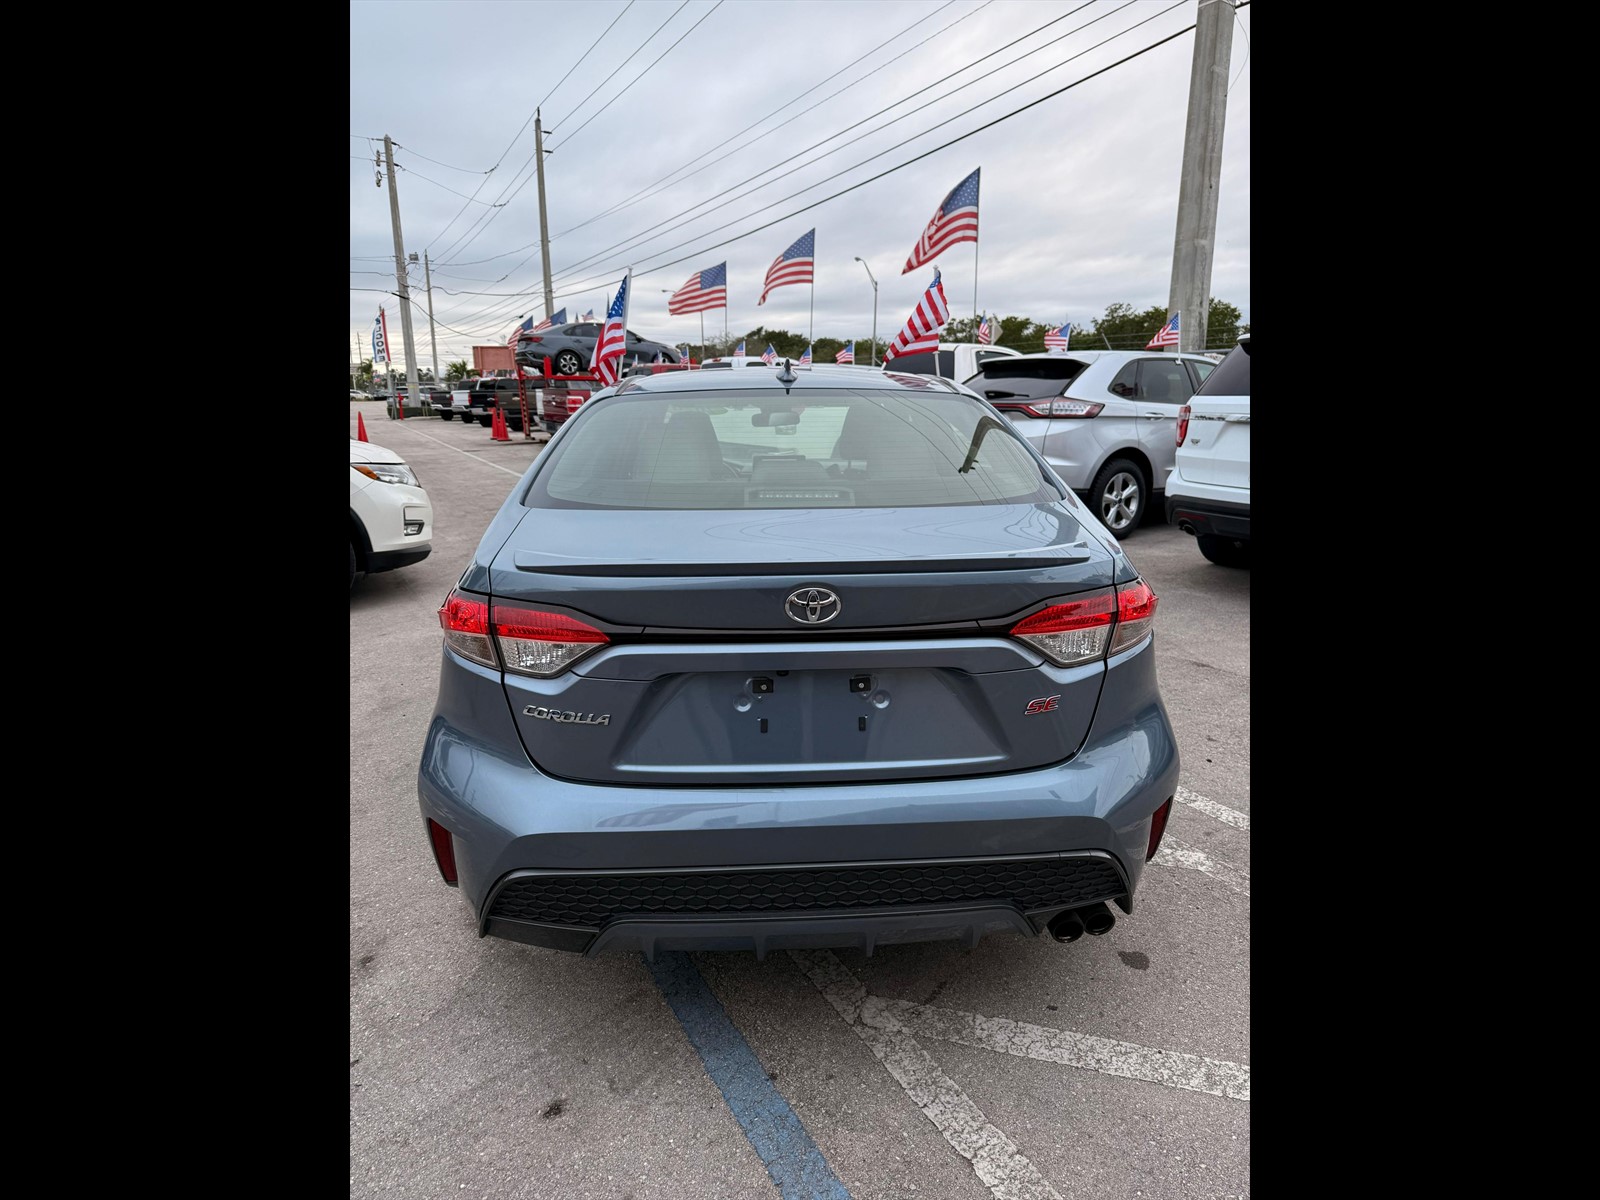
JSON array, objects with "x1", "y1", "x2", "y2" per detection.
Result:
[
  {"x1": 1165, "y1": 0, "x2": 1235, "y2": 352},
  {"x1": 383, "y1": 134, "x2": 423, "y2": 414},
  {"x1": 422, "y1": 252, "x2": 440, "y2": 382},
  {"x1": 535, "y1": 110, "x2": 555, "y2": 320}
]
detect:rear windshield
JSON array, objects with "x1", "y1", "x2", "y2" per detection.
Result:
[
  {"x1": 963, "y1": 358, "x2": 1089, "y2": 400},
  {"x1": 1195, "y1": 340, "x2": 1250, "y2": 397},
  {"x1": 526, "y1": 388, "x2": 1062, "y2": 510}
]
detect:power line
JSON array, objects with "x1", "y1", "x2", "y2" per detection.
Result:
[
  {"x1": 545, "y1": 6, "x2": 1186, "y2": 301},
  {"x1": 538, "y1": 0, "x2": 637, "y2": 112},
  {"x1": 546, "y1": 0, "x2": 690, "y2": 133},
  {"x1": 391, "y1": 144, "x2": 494, "y2": 174},
  {"x1": 549, "y1": 1, "x2": 1132, "y2": 287},
  {"x1": 549, "y1": 0, "x2": 959, "y2": 239},
  {"x1": 546, "y1": 20, "x2": 1198, "y2": 305},
  {"x1": 395, "y1": 162, "x2": 509, "y2": 206},
  {"x1": 548, "y1": 0, "x2": 722, "y2": 150}
]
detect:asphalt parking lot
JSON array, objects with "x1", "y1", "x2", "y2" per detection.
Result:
[{"x1": 350, "y1": 399, "x2": 1250, "y2": 1200}]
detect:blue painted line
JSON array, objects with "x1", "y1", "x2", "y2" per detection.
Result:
[{"x1": 647, "y1": 952, "x2": 853, "y2": 1200}]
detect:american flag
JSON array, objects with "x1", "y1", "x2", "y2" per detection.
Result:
[
  {"x1": 902, "y1": 167, "x2": 980, "y2": 274},
  {"x1": 1044, "y1": 322, "x2": 1071, "y2": 352},
  {"x1": 835, "y1": 341, "x2": 854, "y2": 364},
  {"x1": 799, "y1": 344, "x2": 812, "y2": 365},
  {"x1": 976, "y1": 314, "x2": 992, "y2": 345},
  {"x1": 589, "y1": 272, "x2": 630, "y2": 386},
  {"x1": 883, "y1": 269, "x2": 950, "y2": 362},
  {"x1": 667, "y1": 263, "x2": 727, "y2": 314},
  {"x1": 761, "y1": 344, "x2": 776, "y2": 364},
  {"x1": 881, "y1": 371, "x2": 938, "y2": 390},
  {"x1": 532, "y1": 307, "x2": 567, "y2": 333},
  {"x1": 733, "y1": 340, "x2": 746, "y2": 356},
  {"x1": 1146, "y1": 311, "x2": 1180, "y2": 349},
  {"x1": 758, "y1": 229, "x2": 815, "y2": 305},
  {"x1": 582, "y1": 309, "x2": 596, "y2": 321},
  {"x1": 507, "y1": 317, "x2": 531, "y2": 348}
]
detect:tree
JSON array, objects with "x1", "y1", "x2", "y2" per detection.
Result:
[{"x1": 445, "y1": 359, "x2": 468, "y2": 382}]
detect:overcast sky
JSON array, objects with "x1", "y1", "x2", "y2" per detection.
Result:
[{"x1": 349, "y1": 0, "x2": 1249, "y2": 369}]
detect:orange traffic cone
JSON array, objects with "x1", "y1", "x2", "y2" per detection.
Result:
[
  {"x1": 356, "y1": 411, "x2": 369, "y2": 442},
  {"x1": 491, "y1": 405, "x2": 510, "y2": 442}
]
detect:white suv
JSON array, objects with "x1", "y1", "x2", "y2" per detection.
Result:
[
  {"x1": 964, "y1": 350, "x2": 1219, "y2": 537},
  {"x1": 350, "y1": 438, "x2": 433, "y2": 588},
  {"x1": 1165, "y1": 335, "x2": 1250, "y2": 567}
]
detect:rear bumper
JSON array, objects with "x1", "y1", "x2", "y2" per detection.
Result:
[
  {"x1": 1165, "y1": 494, "x2": 1251, "y2": 540},
  {"x1": 418, "y1": 637, "x2": 1179, "y2": 955}
]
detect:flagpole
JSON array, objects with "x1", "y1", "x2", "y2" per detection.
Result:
[
  {"x1": 700, "y1": 312, "x2": 704, "y2": 363},
  {"x1": 973, "y1": 240, "x2": 979, "y2": 325},
  {"x1": 809, "y1": 278, "x2": 815, "y2": 347}
]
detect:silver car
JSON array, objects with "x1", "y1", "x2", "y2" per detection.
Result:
[
  {"x1": 418, "y1": 363, "x2": 1179, "y2": 958},
  {"x1": 516, "y1": 322, "x2": 681, "y2": 377},
  {"x1": 963, "y1": 351, "x2": 1218, "y2": 537}
]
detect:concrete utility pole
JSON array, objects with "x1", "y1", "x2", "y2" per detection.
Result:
[
  {"x1": 422, "y1": 252, "x2": 440, "y2": 382},
  {"x1": 1166, "y1": 0, "x2": 1236, "y2": 352},
  {"x1": 383, "y1": 135, "x2": 423, "y2": 412},
  {"x1": 535, "y1": 110, "x2": 555, "y2": 320}
]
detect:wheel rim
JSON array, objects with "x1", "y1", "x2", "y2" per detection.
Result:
[
  {"x1": 1100, "y1": 471, "x2": 1140, "y2": 532},
  {"x1": 557, "y1": 353, "x2": 580, "y2": 375}
]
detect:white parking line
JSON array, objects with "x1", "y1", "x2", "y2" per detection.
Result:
[
  {"x1": 1175, "y1": 785, "x2": 1250, "y2": 830},
  {"x1": 1151, "y1": 836, "x2": 1251, "y2": 897},
  {"x1": 789, "y1": 949, "x2": 1063, "y2": 1200},
  {"x1": 865, "y1": 997, "x2": 1250, "y2": 1101},
  {"x1": 369, "y1": 422, "x2": 528, "y2": 477}
]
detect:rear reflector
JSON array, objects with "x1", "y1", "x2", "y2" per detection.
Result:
[
  {"x1": 427, "y1": 818, "x2": 459, "y2": 885},
  {"x1": 493, "y1": 605, "x2": 609, "y2": 678},
  {"x1": 1146, "y1": 797, "x2": 1173, "y2": 862},
  {"x1": 438, "y1": 589, "x2": 498, "y2": 668},
  {"x1": 1010, "y1": 589, "x2": 1116, "y2": 666},
  {"x1": 992, "y1": 399, "x2": 1104, "y2": 419}
]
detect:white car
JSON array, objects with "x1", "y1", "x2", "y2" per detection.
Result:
[
  {"x1": 1165, "y1": 334, "x2": 1249, "y2": 566},
  {"x1": 350, "y1": 438, "x2": 433, "y2": 588},
  {"x1": 963, "y1": 349, "x2": 1219, "y2": 538}
]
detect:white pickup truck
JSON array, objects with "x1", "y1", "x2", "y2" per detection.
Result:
[{"x1": 882, "y1": 341, "x2": 1021, "y2": 382}]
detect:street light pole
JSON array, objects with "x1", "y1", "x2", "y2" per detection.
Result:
[{"x1": 854, "y1": 257, "x2": 879, "y2": 366}]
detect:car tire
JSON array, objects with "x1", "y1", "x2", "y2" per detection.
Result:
[
  {"x1": 1197, "y1": 535, "x2": 1250, "y2": 568},
  {"x1": 1090, "y1": 458, "x2": 1147, "y2": 538},
  {"x1": 349, "y1": 541, "x2": 358, "y2": 589},
  {"x1": 555, "y1": 350, "x2": 583, "y2": 377},
  {"x1": 478, "y1": 414, "x2": 493, "y2": 428},
  {"x1": 439, "y1": 408, "x2": 453, "y2": 421}
]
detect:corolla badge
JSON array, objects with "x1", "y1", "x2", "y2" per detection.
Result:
[
  {"x1": 785, "y1": 587, "x2": 842, "y2": 625},
  {"x1": 523, "y1": 706, "x2": 610, "y2": 726}
]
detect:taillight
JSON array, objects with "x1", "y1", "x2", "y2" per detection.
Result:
[
  {"x1": 1010, "y1": 589, "x2": 1116, "y2": 665},
  {"x1": 439, "y1": 589, "x2": 498, "y2": 668},
  {"x1": 1146, "y1": 797, "x2": 1173, "y2": 862},
  {"x1": 1109, "y1": 578, "x2": 1158, "y2": 655},
  {"x1": 994, "y1": 400, "x2": 1103, "y2": 419},
  {"x1": 492, "y1": 604, "x2": 609, "y2": 677},
  {"x1": 1011, "y1": 579, "x2": 1159, "y2": 665},
  {"x1": 1175, "y1": 404, "x2": 1190, "y2": 447},
  {"x1": 427, "y1": 818, "x2": 458, "y2": 885}
]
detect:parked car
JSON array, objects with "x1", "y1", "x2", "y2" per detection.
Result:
[
  {"x1": 515, "y1": 322, "x2": 681, "y2": 377},
  {"x1": 418, "y1": 383, "x2": 452, "y2": 417},
  {"x1": 697, "y1": 356, "x2": 779, "y2": 370},
  {"x1": 463, "y1": 377, "x2": 530, "y2": 427},
  {"x1": 449, "y1": 377, "x2": 482, "y2": 423},
  {"x1": 419, "y1": 365, "x2": 1179, "y2": 957},
  {"x1": 350, "y1": 438, "x2": 432, "y2": 589},
  {"x1": 350, "y1": 389, "x2": 372, "y2": 400},
  {"x1": 962, "y1": 350, "x2": 1218, "y2": 538},
  {"x1": 885, "y1": 341, "x2": 1021, "y2": 381},
  {"x1": 1166, "y1": 334, "x2": 1249, "y2": 566}
]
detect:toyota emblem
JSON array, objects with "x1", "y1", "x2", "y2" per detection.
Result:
[{"x1": 785, "y1": 587, "x2": 842, "y2": 625}]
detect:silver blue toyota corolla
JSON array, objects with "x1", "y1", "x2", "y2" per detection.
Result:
[{"x1": 418, "y1": 362, "x2": 1179, "y2": 957}]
